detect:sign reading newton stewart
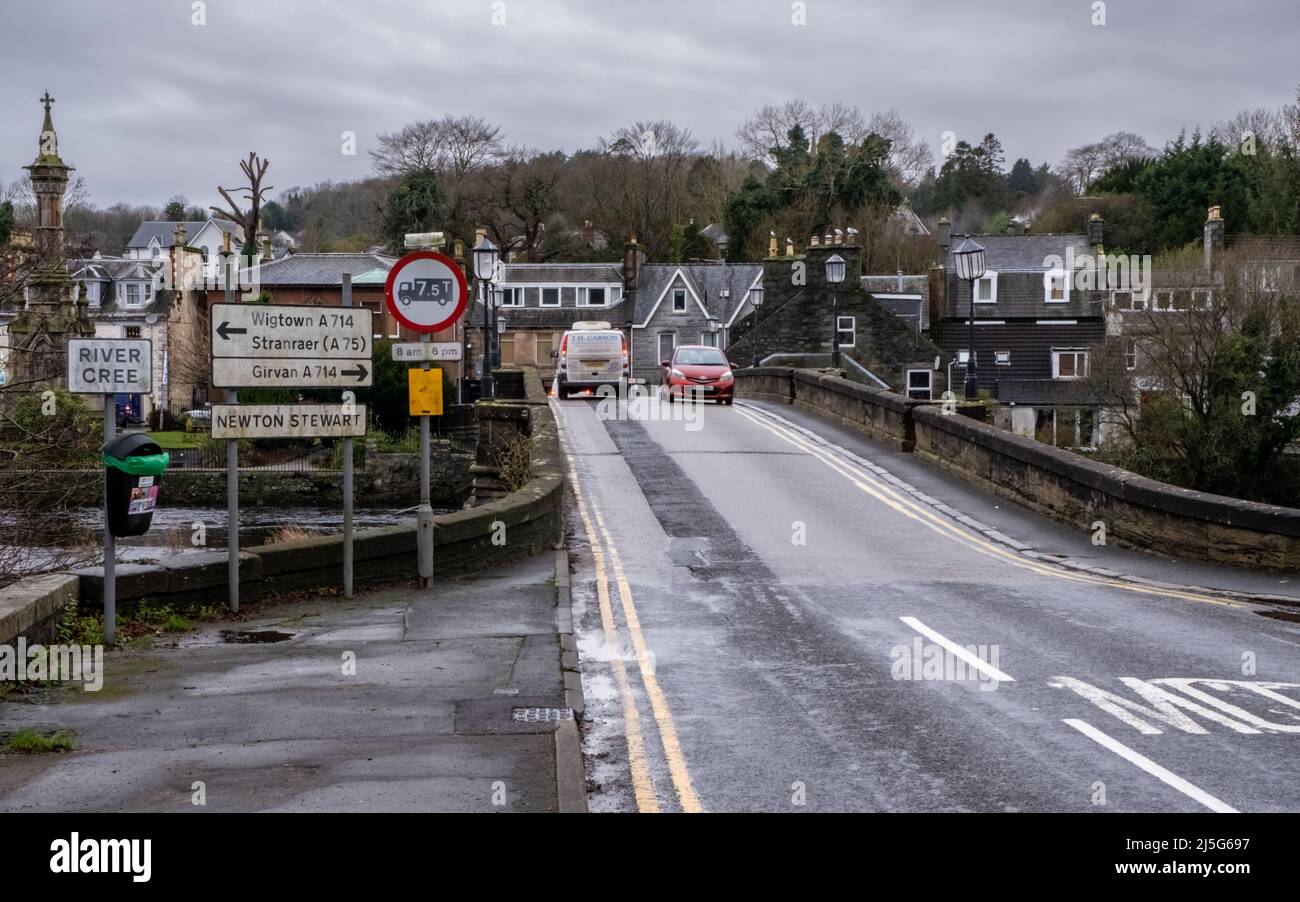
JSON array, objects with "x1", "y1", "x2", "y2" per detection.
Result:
[{"x1": 211, "y1": 302, "x2": 373, "y2": 388}]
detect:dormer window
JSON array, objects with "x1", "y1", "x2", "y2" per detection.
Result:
[
  {"x1": 973, "y1": 273, "x2": 997, "y2": 304},
  {"x1": 123, "y1": 283, "x2": 145, "y2": 307},
  {"x1": 1045, "y1": 270, "x2": 1069, "y2": 303},
  {"x1": 673, "y1": 288, "x2": 687, "y2": 312}
]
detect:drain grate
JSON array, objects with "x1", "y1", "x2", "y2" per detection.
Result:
[{"x1": 511, "y1": 707, "x2": 574, "y2": 723}]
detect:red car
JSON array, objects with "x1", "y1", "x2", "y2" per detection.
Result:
[{"x1": 661, "y1": 345, "x2": 735, "y2": 404}]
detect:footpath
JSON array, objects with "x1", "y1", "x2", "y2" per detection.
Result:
[{"x1": 0, "y1": 551, "x2": 585, "y2": 813}]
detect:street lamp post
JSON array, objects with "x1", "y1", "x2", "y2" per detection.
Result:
[
  {"x1": 825, "y1": 253, "x2": 846, "y2": 369},
  {"x1": 953, "y1": 237, "x2": 987, "y2": 401},
  {"x1": 492, "y1": 287, "x2": 505, "y2": 370},
  {"x1": 472, "y1": 234, "x2": 500, "y2": 398},
  {"x1": 749, "y1": 284, "x2": 765, "y2": 368}
]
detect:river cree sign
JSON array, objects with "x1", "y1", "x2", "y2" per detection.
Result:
[
  {"x1": 211, "y1": 303, "x2": 373, "y2": 387},
  {"x1": 67, "y1": 339, "x2": 152, "y2": 394},
  {"x1": 211, "y1": 404, "x2": 367, "y2": 439}
]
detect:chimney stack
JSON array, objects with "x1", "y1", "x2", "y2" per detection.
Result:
[
  {"x1": 768, "y1": 232, "x2": 778, "y2": 258},
  {"x1": 1204, "y1": 205, "x2": 1224, "y2": 271},
  {"x1": 1087, "y1": 212, "x2": 1105, "y2": 249},
  {"x1": 785, "y1": 237, "x2": 795, "y2": 257},
  {"x1": 1006, "y1": 219, "x2": 1017, "y2": 236},
  {"x1": 582, "y1": 220, "x2": 596, "y2": 247},
  {"x1": 936, "y1": 217, "x2": 951, "y2": 266},
  {"x1": 622, "y1": 234, "x2": 641, "y2": 298}
]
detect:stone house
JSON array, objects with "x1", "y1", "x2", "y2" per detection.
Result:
[{"x1": 127, "y1": 218, "x2": 245, "y2": 282}]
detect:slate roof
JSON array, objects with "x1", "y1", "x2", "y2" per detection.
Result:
[
  {"x1": 946, "y1": 234, "x2": 1091, "y2": 272},
  {"x1": 249, "y1": 253, "x2": 397, "y2": 286},
  {"x1": 997, "y1": 378, "x2": 1096, "y2": 406},
  {"x1": 499, "y1": 263, "x2": 623, "y2": 284},
  {"x1": 126, "y1": 219, "x2": 242, "y2": 249},
  {"x1": 633, "y1": 263, "x2": 762, "y2": 324}
]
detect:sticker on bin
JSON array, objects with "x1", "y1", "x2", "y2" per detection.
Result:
[{"x1": 128, "y1": 485, "x2": 159, "y2": 515}]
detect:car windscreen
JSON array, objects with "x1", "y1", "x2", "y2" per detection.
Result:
[{"x1": 675, "y1": 348, "x2": 727, "y2": 366}]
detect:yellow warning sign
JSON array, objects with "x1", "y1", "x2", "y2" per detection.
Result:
[{"x1": 408, "y1": 368, "x2": 443, "y2": 416}]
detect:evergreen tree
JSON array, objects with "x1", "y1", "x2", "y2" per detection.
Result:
[{"x1": 381, "y1": 169, "x2": 447, "y2": 253}]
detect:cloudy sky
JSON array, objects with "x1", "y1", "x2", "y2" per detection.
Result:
[{"x1": 1, "y1": 0, "x2": 1294, "y2": 209}]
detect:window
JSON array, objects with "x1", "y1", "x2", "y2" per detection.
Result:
[
  {"x1": 124, "y1": 326, "x2": 142, "y2": 339},
  {"x1": 956, "y1": 350, "x2": 974, "y2": 366},
  {"x1": 699, "y1": 332, "x2": 718, "y2": 348},
  {"x1": 86, "y1": 282, "x2": 101, "y2": 306},
  {"x1": 1152, "y1": 290, "x2": 1179, "y2": 312},
  {"x1": 906, "y1": 369, "x2": 932, "y2": 400},
  {"x1": 578, "y1": 287, "x2": 607, "y2": 307},
  {"x1": 974, "y1": 273, "x2": 997, "y2": 304},
  {"x1": 1052, "y1": 349, "x2": 1088, "y2": 379},
  {"x1": 151, "y1": 245, "x2": 160, "y2": 260},
  {"x1": 536, "y1": 333, "x2": 555, "y2": 365},
  {"x1": 610, "y1": 286, "x2": 623, "y2": 304},
  {"x1": 499, "y1": 287, "x2": 523, "y2": 307},
  {"x1": 836, "y1": 315, "x2": 855, "y2": 348},
  {"x1": 124, "y1": 283, "x2": 143, "y2": 307},
  {"x1": 672, "y1": 289, "x2": 687, "y2": 312},
  {"x1": 1191, "y1": 288, "x2": 1213, "y2": 310},
  {"x1": 1045, "y1": 271, "x2": 1068, "y2": 303},
  {"x1": 541, "y1": 287, "x2": 560, "y2": 307},
  {"x1": 1110, "y1": 290, "x2": 1145, "y2": 311},
  {"x1": 658, "y1": 332, "x2": 676, "y2": 364},
  {"x1": 995, "y1": 351, "x2": 1011, "y2": 366},
  {"x1": 1124, "y1": 339, "x2": 1137, "y2": 371}
]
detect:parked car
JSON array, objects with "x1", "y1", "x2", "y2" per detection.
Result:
[
  {"x1": 183, "y1": 405, "x2": 212, "y2": 432},
  {"x1": 661, "y1": 345, "x2": 735, "y2": 404},
  {"x1": 552, "y1": 321, "x2": 628, "y2": 398}
]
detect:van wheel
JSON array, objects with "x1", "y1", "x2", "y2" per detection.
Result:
[{"x1": 556, "y1": 382, "x2": 568, "y2": 399}]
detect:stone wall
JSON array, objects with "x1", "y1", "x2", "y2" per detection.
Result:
[{"x1": 735, "y1": 367, "x2": 1300, "y2": 569}]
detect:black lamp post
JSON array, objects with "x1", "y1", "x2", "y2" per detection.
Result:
[
  {"x1": 825, "y1": 253, "x2": 846, "y2": 368},
  {"x1": 953, "y1": 237, "x2": 987, "y2": 401},
  {"x1": 472, "y1": 235, "x2": 500, "y2": 398},
  {"x1": 491, "y1": 287, "x2": 505, "y2": 370},
  {"x1": 749, "y1": 284, "x2": 765, "y2": 367}
]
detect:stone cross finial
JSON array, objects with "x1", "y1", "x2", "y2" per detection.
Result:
[{"x1": 40, "y1": 91, "x2": 55, "y2": 112}]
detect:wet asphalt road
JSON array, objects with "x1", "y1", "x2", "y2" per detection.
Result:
[{"x1": 555, "y1": 394, "x2": 1300, "y2": 813}]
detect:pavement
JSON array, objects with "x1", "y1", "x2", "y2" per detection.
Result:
[
  {"x1": 0, "y1": 552, "x2": 585, "y2": 813},
  {"x1": 556, "y1": 393, "x2": 1300, "y2": 814}
]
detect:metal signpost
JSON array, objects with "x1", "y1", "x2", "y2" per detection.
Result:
[
  {"x1": 384, "y1": 246, "x2": 469, "y2": 588},
  {"x1": 210, "y1": 298, "x2": 374, "y2": 609},
  {"x1": 66, "y1": 338, "x2": 153, "y2": 644}
]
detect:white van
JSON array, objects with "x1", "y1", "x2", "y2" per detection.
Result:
[{"x1": 552, "y1": 321, "x2": 628, "y2": 398}]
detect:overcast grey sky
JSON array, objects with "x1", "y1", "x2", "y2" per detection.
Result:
[{"x1": 1, "y1": 0, "x2": 1295, "y2": 209}]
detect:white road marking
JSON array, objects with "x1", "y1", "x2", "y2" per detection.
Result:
[
  {"x1": 899, "y1": 616, "x2": 1015, "y2": 683},
  {"x1": 1062, "y1": 718, "x2": 1239, "y2": 813}
]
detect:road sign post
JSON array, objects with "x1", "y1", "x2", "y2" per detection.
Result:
[
  {"x1": 222, "y1": 260, "x2": 239, "y2": 612},
  {"x1": 342, "y1": 274, "x2": 355, "y2": 599},
  {"x1": 67, "y1": 337, "x2": 154, "y2": 644},
  {"x1": 385, "y1": 248, "x2": 468, "y2": 588}
]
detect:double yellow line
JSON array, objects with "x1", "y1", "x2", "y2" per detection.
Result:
[
  {"x1": 733, "y1": 404, "x2": 1242, "y2": 609},
  {"x1": 558, "y1": 415, "x2": 704, "y2": 813}
]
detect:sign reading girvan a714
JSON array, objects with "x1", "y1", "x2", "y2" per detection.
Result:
[{"x1": 211, "y1": 303, "x2": 373, "y2": 388}]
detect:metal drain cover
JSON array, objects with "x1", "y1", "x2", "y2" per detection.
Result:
[{"x1": 511, "y1": 707, "x2": 574, "y2": 723}]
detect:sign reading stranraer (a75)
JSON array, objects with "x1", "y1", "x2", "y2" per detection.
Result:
[
  {"x1": 212, "y1": 404, "x2": 366, "y2": 439},
  {"x1": 67, "y1": 338, "x2": 152, "y2": 394},
  {"x1": 211, "y1": 302, "x2": 373, "y2": 388}
]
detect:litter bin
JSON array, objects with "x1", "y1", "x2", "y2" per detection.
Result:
[{"x1": 103, "y1": 433, "x2": 170, "y2": 538}]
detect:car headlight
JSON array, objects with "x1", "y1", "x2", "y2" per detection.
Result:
[
  {"x1": 670, "y1": 368, "x2": 685, "y2": 380},
  {"x1": 718, "y1": 370, "x2": 733, "y2": 382}
]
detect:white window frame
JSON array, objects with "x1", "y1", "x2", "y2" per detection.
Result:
[
  {"x1": 657, "y1": 331, "x2": 676, "y2": 364},
  {"x1": 499, "y1": 287, "x2": 524, "y2": 307},
  {"x1": 699, "y1": 332, "x2": 718, "y2": 348},
  {"x1": 836, "y1": 315, "x2": 856, "y2": 348},
  {"x1": 905, "y1": 369, "x2": 933, "y2": 400},
  {"x1": 672, "y1": 288, "x2": 687, "y2": 312},
  {"x1": 994, "y1": 350, "x2": 1011, "y2": 366},
  {"x1": 957, "y1": 349, "x2": 973, "y2": 365},
  {"x1": 1044, "y1": 268, "x2": 1070, "y2": 304},
  {"x1": 1124, "y1": 338, "x2": 1137, "y2": 371},
  {"x1": 123, "y1": 282, "x2": 144, "y2": 307},
  {"x1": 610, "y1": 285, "x2": 623, "y2": 304},
  {"x1": 540, "y1": 286, "x2": 561, "y2": 307},
  {"x1": 1110, "y1": 289, "x2": 1146, "y2": 311},
  {"x1": 577, "y1": 286, "x2": 608, "y2": 307},
  {"x1": 1052, "y1": 348, "x2": 1089, "y2": 380},
  {"x1": 973, "y1": 272, "x2": 998, "y2": 304}
]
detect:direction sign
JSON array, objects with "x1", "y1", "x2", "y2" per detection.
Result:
[
  {"x1": 212, "y1": 358, "x2": 371, "y2": 388},
  {"x1": 211, "y1": 303, "x2": 372, "y2": 358},
  {"x1": 212, "y1": 404, "x2": 367, "y2": 439},
  {"x1": 391, "y1": 341, "x2": 463, "y2": 363},
  {"x1": 211, "y1": 302, "x2": 373, "y2": 388},
  {"x1": 67, "y1": 339, "x2": 152, "y2": 394},
  {"x1": 385, "y1": 251, "x2": 469, "y2": 334}
]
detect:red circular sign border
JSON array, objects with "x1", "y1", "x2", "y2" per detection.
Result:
[{"x1": 384, "y1": 250, "x2": 470, "y2": 335}]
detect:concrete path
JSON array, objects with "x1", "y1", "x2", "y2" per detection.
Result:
[{"x1": 0, "y1": 553, "x2": 584, "y2": 813}]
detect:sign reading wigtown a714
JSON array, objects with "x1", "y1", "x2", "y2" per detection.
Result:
[{"x1": 211, "y1": 302, "x2": 373, "y2": 387}]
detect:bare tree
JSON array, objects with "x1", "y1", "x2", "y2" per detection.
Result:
[
  {"x1": 1058, "y1": 131, "x2": 1156, "y2": 193},
  {"x1": 210, "y1": 152, "x2": 273, "y2": 251},
  {"x1": 370, "y1": 115, "x2": 504, "y2": 178},
  {"x1": 867, "y1": 108, "x2": 934, "y2": 186}
]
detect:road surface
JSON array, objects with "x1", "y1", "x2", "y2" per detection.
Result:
[{"x1": 554, "y1": 392, "x2": 1300, "y2": 813}]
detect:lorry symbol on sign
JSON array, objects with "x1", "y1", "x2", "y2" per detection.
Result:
[{"x1": 398, "y1": 278, "x2": 453, "y2": 308}]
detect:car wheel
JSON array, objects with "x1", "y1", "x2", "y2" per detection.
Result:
[{"x1": 723, "y1": 398, "x2": 734, "y2": 406}]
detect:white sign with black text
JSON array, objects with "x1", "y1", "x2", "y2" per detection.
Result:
[{"x1": 66, "y1": 339, "x2": 152, "y2": 394}]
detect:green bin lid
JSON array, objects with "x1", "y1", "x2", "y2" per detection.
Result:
[{"x1": 103, "y1": 451, "x2": 169, "y2": 476}]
